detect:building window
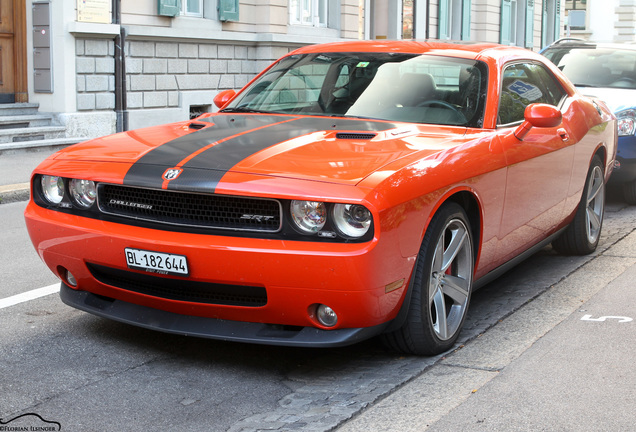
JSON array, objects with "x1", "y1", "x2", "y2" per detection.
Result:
[
  {"x1": 501, "y1": 0, "x2": 535, "y2": 48},
  {"x1": 565, "y1": 0, "x2": 586, "y2": 31},
  {"x1": 182, "y1": 0, "x2": 203, "y2": 17},
  {"x1": 290, "y1": 0, "x2": 327, "y2": 26},
  {"x1": 542, "y1": 0, "x2": 561, "y2": 47},
  {"x1": 439, "y1": 0, "x2": 471, "y2": 41},
  {"x1": 403, "y1": 0, "x2": 414, "y2": 39}
]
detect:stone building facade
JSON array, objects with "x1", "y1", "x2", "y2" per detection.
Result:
[
  {"x1": 27, "y1": 0, "x2": 365, "y2": 137},
  {"x1": 564, "y1": 0, "x2": 636, "y2": 43}
]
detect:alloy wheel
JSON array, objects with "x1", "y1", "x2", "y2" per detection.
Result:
[
  {"x1": 428, "y1": 218, "x2": 473, "y2": 341},
  {"x1": 585, "y1": 165, "x2": 604, "y2": 245}
]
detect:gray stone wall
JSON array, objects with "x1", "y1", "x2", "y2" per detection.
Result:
[
  {"x1": 123, "y1": 40, "x2": 288, "y2": 112},
  {"x1": 75, "y1": 39, "x2": 116, "y2": 111},
  {"x1": 75, "y1": 38, "x2": 296, "y2": 128}
]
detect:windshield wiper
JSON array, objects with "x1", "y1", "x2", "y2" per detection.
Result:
[
  {"x1": 338, "y1": 114, "x2": 384, "y2": 121},
  {"x1": 219, "y1": 107, "x2": 272, "y2": 114}
]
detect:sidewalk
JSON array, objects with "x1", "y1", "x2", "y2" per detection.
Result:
[
  {"x1": 337, "y1": 229, "x2": 636, "y2": 431},
  {"x1": 0, "y1": 148, "x2": 58, "y2": 203}
]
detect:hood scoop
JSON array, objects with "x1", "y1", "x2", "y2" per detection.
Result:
[
  {"x1": 188, "y1": 122, "x2": 207, "y2": 130},
  {"x1": 335, "y1": 132, "x2": 376, "y2": 140}
]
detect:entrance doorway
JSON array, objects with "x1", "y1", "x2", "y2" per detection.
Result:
[{"x1": 0, "y1": 0, "x2": 27, "y2": 103}]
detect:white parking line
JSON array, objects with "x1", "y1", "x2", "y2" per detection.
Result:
[{"x1": 0, "y1": 283, "x2": 60, "y2": 310}]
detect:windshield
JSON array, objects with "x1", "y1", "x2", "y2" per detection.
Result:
[
  {"x1": 543, "y1": 47, "x2": 636, "y2": 89},
  {"x1": 223, "y1": 52, "x2": 488, "y2": 127}
]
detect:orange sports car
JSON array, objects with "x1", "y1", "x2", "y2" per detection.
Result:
[{"x1": 25, "y1": 41, "x2": 616, "y2": 355}]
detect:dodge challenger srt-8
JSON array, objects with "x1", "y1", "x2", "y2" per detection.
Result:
[{"x1": 25, "y1": 41, "x2": 616, "y2": 355}]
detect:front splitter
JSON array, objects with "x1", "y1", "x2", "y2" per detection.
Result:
[{"x1": 60, "y1": 283, "x2": 388, "y2": 348}]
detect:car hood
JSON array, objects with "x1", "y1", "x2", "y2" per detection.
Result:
[
  {"x1": 50, "y1": 113, "x2": 463, "y2": 190},
  {"x1": 576, "y1": 86, "x2": 636, "y2": 114}
]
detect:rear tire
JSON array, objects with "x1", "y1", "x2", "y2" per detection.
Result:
[
  {"x1": 623, "y1": 179, "x2": 636, "y2": 205},
  {"x1": 552, "y1": 155, "x2": 605, "y2": 255},
  {"x1": 381, "y1": 202, "x2": 474, "y2": 356}
]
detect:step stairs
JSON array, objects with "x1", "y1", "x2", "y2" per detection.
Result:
[{"x1": 0, "y1": 103, "x2": 86, "y2": 155}]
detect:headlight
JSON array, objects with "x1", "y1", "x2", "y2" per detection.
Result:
[
  {"x1": 69, "y1": 179, "x2": 97, "y2": 208},
  {"x1": 290, "y1": 200, "x2": 327, "y2": 233},
  {"x1": 41, "y1": 175, "x2": 64, "y2": 204},
  {"x1": 617, "y1": 109, "x2": 636, "y2": 136},
  {"x1": 618, "y1": 117, "x2": 636, "y2": 136},
  {"x1": 332, "y1": 204, "x2": 372, "y2": 238}
]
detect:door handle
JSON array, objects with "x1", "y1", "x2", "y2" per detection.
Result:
[{"x1": 557, "y1": 128, "x2": 569, "y2": 141}]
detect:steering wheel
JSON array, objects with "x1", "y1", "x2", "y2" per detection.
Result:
[
  {"x1": 416, "y1": 100, "x2": 467, "y2": 124},
  {"x1": 610, "y1": 77, "x2": 636, "y2": 87},
  {"x1": 417, "y1": 100, "x2": 462, "y2": 114}
]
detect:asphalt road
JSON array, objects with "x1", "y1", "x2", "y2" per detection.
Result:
[{"x1": 1, "y1": 195, "x2": 634, "y2": 432}]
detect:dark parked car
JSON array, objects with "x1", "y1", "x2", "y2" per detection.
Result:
[{"x1": 542, "y1": 39, "x2": 636, "y2": 204}]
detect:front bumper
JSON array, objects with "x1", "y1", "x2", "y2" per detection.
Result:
[
  {"x1": 26, "y1": 201, "x2": 413, "y2": 342},
  {"x1": 60, "y1": 283, "x2": 389, "y2": 347},
  {"x1": 609, "y1": 135, "x2": 636, "y2": 184}
]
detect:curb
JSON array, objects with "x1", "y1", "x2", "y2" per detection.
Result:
[{"x1": 0, "y1": 183, "x2": 30, "y2": 204}]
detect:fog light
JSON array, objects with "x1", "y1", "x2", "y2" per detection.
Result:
[
  {"x1": 66, "y1": 270, "x2": 78, "y2": 287},
  {"x1": 316, "y1": 304, "x2": 338, "y2": 327}
]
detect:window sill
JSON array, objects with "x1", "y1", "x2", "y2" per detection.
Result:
[
  {"x1": 68, "y1": 21, "x2": 121, "y2": 37},
  {"x1": 287, "y1": 25, "x2": 339, "y2": 39}
]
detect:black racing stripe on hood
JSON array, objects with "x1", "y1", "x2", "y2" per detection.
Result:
[
  {"x1": 123, "y1": 114, "x2": 297, "y2": 189},
  {"x1": 166, "y1": 117, "x2": 398, "y2": 192}
]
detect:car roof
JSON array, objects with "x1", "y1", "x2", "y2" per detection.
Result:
[
  {"x1": 542, "y1": 38, "x2": 636, "y2": 52},
  {"x1": 287, "y1": 39, "x2": 536, "y2": 62}
]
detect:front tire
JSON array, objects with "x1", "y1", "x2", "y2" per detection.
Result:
[
  {"x1": 382, "y1": 202, "x2": 474, "y2": 356},
  {"x1": 552, "y1": 155, "x2": 605, "y2": 255}
]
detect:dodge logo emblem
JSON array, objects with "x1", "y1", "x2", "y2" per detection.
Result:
[{"x1": 163, "y1": 168, "x2": 182, "y2": 181}]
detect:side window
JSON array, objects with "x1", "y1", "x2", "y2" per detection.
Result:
[
  {"x1": 498, "y1": 63, "x2": 565, "y2": 125},
  {"x1": 527, "y1": 64, "x2": 567, "y2": 106}
]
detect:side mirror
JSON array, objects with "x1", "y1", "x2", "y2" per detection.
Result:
[
  {"x1": 213, "y1": 89, "x2": 236, "y2": 109},
  {"x1": 514, "y1": 103, "x2": 562, "y2": 140}
]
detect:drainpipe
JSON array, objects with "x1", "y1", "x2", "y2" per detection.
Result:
[
  {"x1": 113, "y1": 0, "x2": 128, "y2": 132},
  {"x1": 425, "y1": 0, "x2": 430, "y2": 39}
]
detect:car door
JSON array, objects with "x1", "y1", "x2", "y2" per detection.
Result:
[{"x1": 495, "y1": 62, "x2": 575, "y2": 261}]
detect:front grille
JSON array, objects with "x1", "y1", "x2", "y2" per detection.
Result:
[
  {"x1": 98, "y1": 184, "x2": 282, "y2": 232},
  {"x1": 88, "y1": 263, "x2": 267, "y2": 307}
]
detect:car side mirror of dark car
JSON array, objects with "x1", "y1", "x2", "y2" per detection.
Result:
[
  {"x1": 514, "y1": 103, "x2": 563, "y2": 140},
  {"x1": 214, "y1": 89, "x2": 237, "y2": 109}
]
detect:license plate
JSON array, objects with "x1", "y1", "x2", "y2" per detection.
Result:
[{"x1": 125, "y1": 248, "x2": 189, "y2": 276}]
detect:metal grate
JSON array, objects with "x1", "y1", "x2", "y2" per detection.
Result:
[
  {"x1": 98, "y1": 184, "x2": 282, "y2": 232},
  {"x1": 335, "y1": 133, "x2": 376, "y2": 140},
  {"x1": 88, "y1": 263, "x2": 267, "y2": 307}
]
